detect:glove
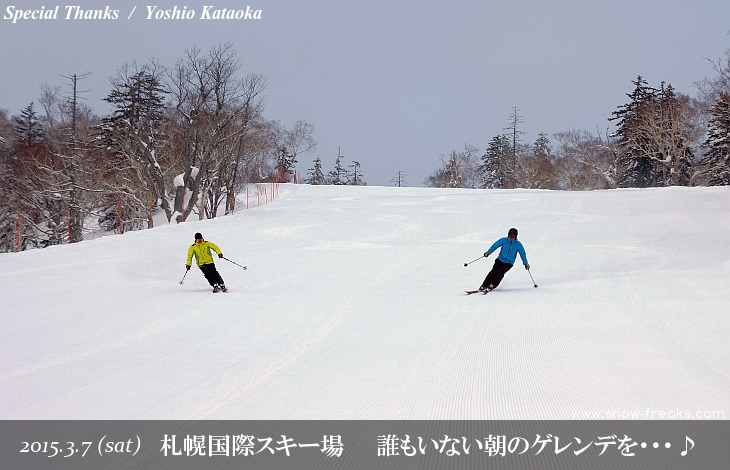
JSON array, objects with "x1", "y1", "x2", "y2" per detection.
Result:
[
  {"x1": 185, "y1": 265, "x2": 190, "y2": 270},
  {"x1": 218, "y1": 253, "x2": 223, "y2": 258},
  {"x1": 525, "y1": 264, "x2": 530, "y2": 270},
  {"x1": 484, "y1": 252, "x2": 490, "y2": 258}
]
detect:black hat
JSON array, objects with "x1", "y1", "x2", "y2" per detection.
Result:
[
  {"x1": 508, "y1": 228, "x2": 518, "y2": 237},
  {"x1": 194, "y1": 232, "x2": 203, "y2": 240}
]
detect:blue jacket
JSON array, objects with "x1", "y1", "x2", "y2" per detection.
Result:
[{"x1": 487, "y1": 237, "x2": 528, "y2": 266}]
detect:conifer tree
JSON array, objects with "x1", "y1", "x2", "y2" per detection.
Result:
[
  {"x1": 611, "y1": 76, "x2": 659, "y2": 187},
  {"x1": 101, "y1": 65, "x2": 170, "y2": 221},
  {"x1": 13, "y1": 103, "x2": 44, "y2": 146},
  {"x1": 479, "y1": 135, "x2": 510, "y2": 188},
  {"x1": 329, "y1": 147, "x2": 347, "y2": 185},
  {"x1": 532, "y1": 132, "x2": 551, "y2": 158},
  {"x1": 612, "y1": 78, "x2": 697, "y2": 187},
  {"x1": 702, "y1": 92, "x2": 730, "y2": 185},
  {"x1": 277, "y1": 146, "x2": 297, "y2": 182},
  {"x1": 347, "y1": 160, "x2": 364, "y2": 185},
  {"x1": 391, "y1": 170, "x2": 407, "y2": 187},
  {"x1": 305, "y1": 157, "x2": 327, "y2": 185}
]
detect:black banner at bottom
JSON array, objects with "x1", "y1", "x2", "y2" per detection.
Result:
[{"x1": 0, "y1": 420, "x2": 727, "y2": 469}]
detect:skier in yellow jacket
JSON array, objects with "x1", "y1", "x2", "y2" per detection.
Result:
[{"x1": 186, "y1": 232, "x2": 227, "y2": 292}]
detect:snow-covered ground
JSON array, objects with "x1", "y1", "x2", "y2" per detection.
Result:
[{"x1": 1, "y1": 185, "x2": 728, "y2": 419}]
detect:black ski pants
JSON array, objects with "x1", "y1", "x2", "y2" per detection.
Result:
[
  {"x1": 481, "y1": 259, "x2": 513, "y2": 289},
  {"x1": 200, "y1": 263, "x2": 224, "y2": 286}
]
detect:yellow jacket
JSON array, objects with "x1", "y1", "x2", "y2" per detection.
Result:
[{"x1": 187, "y1": 240, "x2": 222, "y2": 267}]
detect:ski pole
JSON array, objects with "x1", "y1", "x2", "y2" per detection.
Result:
[
  {"x1": 222, "y1": 256, "x2": 247, "y2": 270},
  {"x1": 463, "y1": 256, "x2": 484, "y2": 267},
  {"x1": 179, "y1": 269, "x2": 189, "y2": 285},
  {"x1": 527, "y1": 268, "x2": 538, "y2": 288}
]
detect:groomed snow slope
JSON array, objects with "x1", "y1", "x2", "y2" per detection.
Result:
[{"x1": 1, "y1": 185, "x2": 728, "y2": 419}]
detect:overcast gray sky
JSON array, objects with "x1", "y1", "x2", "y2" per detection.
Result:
[{"x1": 2, "y1": 1, "x2": 729, "y2": 186}]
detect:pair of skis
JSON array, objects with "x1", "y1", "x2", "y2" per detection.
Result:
[{"x1": 465, "y1": 287, "x2": 492, "y2": 295}]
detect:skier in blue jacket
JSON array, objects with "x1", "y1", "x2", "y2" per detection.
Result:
[{"x1": 479, "y1": 227, "x2": 529, "y2": 292}]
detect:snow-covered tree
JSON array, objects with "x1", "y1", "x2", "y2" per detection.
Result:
[
  {"x1": 503, "y1": 107, "x2": 524, "y2": 187},
  {"x1": 329, "y1": 147, "x2": 347, "y2": 185},
  {"x1": 2, "y1": 78, "x2": 101, "y2": 249},
  {"x1": 101, "y1": 61, "x2": 171, "y2": 222},
  {"x1": 37, "y1": 74, "x2": 98, "y2": 243},
  {"x1": 305, "y1": 157, "x2": 327, "y2": 185},
  {"x1": 479, "y1": 135, "x2": 510, "y2": 189},
  {"x1": 228, "y1": 117, "x2": 279, "y2": 187},
  {"x1": 264, "y1": 119, "x2": 316, "y2": 183},
  {"x1": 168, "y1": 43, "x2": 266, "y2": 222},
  {"x1": 13, "y1": 103, "x2": 44, "y2": 146},
  {"x1": 532, "y1": 132, "x2": 551, "y2": 158},
  {"x1": 424, "y1": 144, "x2": 480, "y2": 188},
  {"x1": 516, "y1": 132, "x2": 558, "y2": 189},
  {"x1": 611, "y1": 76, "x2": 659, "y2": 188},
  {"x1": 611, "y1": 78, "x2": 700, "y2": 187},
  {"x1": 280, "y1": 120, "x2": 316, "y2": 175},
  {"x1": 702, "y1": 92, "x2": 730, "y2": 185},
  {"x1": 277, "y1": 146, "x2": 297, "y2": 182},
  {"x1": 553, "y1": 129, "x2": 619, "y2": 190},
  {"x1": 697, "y1": 49, "x2": 730, "y2": 102},
  {"x1": 347, "y1": 160, "x2": 365, "y2": 185}
]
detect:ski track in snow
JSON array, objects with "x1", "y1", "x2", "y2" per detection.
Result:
[{"x1": 1, "y1": 185, "x2": 729, "y2": 419}]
